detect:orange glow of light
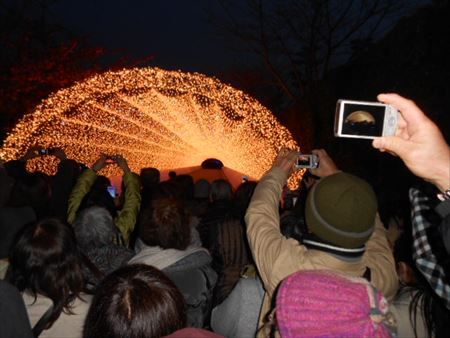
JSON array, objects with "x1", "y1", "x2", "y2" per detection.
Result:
[{"x1": 0, "y1": 67, "x2": 303, "y2": 187}]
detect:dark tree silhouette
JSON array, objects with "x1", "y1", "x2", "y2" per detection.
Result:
[
  {"x1": 211, "y1": 0, "x2": 414, "y2": 148},
  {"x1": 0, "y1": 0, "x2": 152, "y2": 141},
  {"x1": 329, "y1": 1, "x2": 450, "y2": 225}
]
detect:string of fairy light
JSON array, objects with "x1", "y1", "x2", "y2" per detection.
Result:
[{"x1": 0, "y1": 67, "x2": 303, "y2": 187}]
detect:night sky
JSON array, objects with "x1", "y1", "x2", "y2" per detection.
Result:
[
  {"x1": 45, "y1": 0, "x2": 429, "y2": 80},
  {"x1": 49, "y1": 0, "x2": 248, "y2": 77}
]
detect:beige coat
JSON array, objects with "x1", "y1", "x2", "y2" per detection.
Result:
[
  {"x1": 245, "y1": 168, "x2": 398, "y2": 331},
  {"x1": 23, "y1": 292, "x2": 92, "y2": 338}
]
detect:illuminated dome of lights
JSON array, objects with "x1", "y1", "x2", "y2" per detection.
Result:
[{"x1": 0, "y1": 67, "x2": 301, "y2": 182}]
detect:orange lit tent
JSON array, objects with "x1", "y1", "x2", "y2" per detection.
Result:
[{"x1": 160, "y1": 159, "x2": 255, "y2": 189}]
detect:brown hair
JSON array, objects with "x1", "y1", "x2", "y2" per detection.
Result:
[
  {"x1": 139, "y1": 198, "x2": 191, "y2": 250},
  {"x1": 83, "y1": 264, "x2": 186, "y2": 338},
  {"x1": 210, "y1": 179, "x2": 233, "y2": 202}
]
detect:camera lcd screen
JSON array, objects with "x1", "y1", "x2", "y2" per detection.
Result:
[
  {"x1": 297, "y1": 155, "x2": 311, "y2": 166},
  {"x1": 341, "y1": 103, "x2": 385, "y2": 137},
  {"x1": 107, "y1": 186, "x2": 117, "y2": 198}
]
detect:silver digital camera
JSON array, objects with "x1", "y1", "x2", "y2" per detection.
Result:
[
  {"x1": 296, "y1": 154, "x2": 319, "y2": 169},
  {"x1": 334, "y1": 99, "x2": 398, "y2": 139}
]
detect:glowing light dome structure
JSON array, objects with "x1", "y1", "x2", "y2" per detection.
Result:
[{"x1": 0, "y1": 67, "x2": 300, "y2": 182}]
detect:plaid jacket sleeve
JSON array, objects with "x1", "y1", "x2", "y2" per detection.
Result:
[{"x1": 410, "y1": 187, "x2": 450, "y2": 309}]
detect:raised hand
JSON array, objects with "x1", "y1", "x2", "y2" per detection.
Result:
[
  {"x1": 92, "y1": 154, "x2": 109, "y2": 172},
  {"x1": 309, "y1": 149, "x2": 340, "y2": 178},
  {"x1": 372, "y1": 93, "x2": 450, "y2": 192},
  {"x1": 114, "y1": 154, "x2": 131, "y2": 173}
]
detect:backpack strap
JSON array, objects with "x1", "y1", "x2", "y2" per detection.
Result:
[{"x1": 32, "y1": 304, "x2": 54, "y2": 338}]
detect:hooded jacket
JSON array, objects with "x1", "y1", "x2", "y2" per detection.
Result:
[{"x1": 129, "y1": 239, "x2": 217, "y2": 328}]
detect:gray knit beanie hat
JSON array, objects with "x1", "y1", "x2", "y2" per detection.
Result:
[{"x1": 305, "y1": 172, "x2": 377, "y2": 249}]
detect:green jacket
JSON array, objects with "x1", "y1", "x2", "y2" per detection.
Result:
[{"x1": 67, "y1": 169, "x2": 141, "y2": 246}]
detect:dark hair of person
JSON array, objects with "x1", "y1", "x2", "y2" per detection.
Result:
[
  {"x1": 394, "y1": 228, "x2": 450, "y2": 338},
  {"x1": 233, "y1": 181, "x2": 257, "y2": 216},
  {"x1": 83, "y1": 264, "x2": 186, "y2": 338},
  {"x1": 173, "y1": 174, "x2": 194, "y2": 200},
  {"x1": 140, "y1": 167, "x2": 161, "y2": 207},
  {"x1": 6, "y1": 218, "x2": 85, "y2": 330},
  {"x1": 280, "y1": 210, "x2": 305, "y2": 243},
  {"x1": 7, "y1": 172, "x2": 51, "y2": 218},
  {"x1": 4, "y1": 159, "x2": 28, "y2": 180},
  {"x1": 138, "y1": 198, "x2": 191, "y2": 250},
  {"x1": 150, "y1": 181, "x2": 179, "y2": 201},
  {"x1": 210, "y1": 179, "x2": 233, "y2": 202},
  {"x1": 78, "y1": 175, "x2": 117, "y2": 219},
  {"x1": 92, "y1": 175, "x2": 111, "y2": 190},
  {"x1": 140, "y1": 167, "x2": 161, "y2": 188}
]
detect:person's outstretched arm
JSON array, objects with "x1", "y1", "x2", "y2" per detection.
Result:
[
  {"x1": 67, "y1": 154, "x2": 107, "y2": 223},
  {"x1": 48, "y1": 148, "x2": 80, "y2": 219},
  {"x1": 114, "y1": 155, "x2": 141, "y2": 246},
  {"x1": 245, "y1": 149, "x2": 302, "y2": 292},
  {"x1": 372, "y1": 93, "x2": 450, "y2": 305}
]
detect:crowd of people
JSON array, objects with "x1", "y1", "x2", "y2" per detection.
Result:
[{"x1": 0, "y1": 93, "x2": 449, "y2": 338}]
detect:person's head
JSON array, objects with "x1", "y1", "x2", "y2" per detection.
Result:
[
  {"x1": 394, "y1": 227, "x2": 450, "y2": 338},
  {"x1": 0, "y1": 206, "x2": 36, "y2": 259},
  {"x1": 8, "y1": 172, "x2": 51, "y2": 217},
  {"x1": 275, "y1": 270, "x2": 395, "y2": 338},
  {"x1": 194, "y1": 179, "x2": 210, "y2": 199},
  {"x1": 78, "y1": 175, "x2": 117, "y2": 219},
  {"x1": 6, "y1": 218, "x2": 84, "y2": 328},
  {"x1": 150, "y1": 181, "x2": 179, "y2": 201},
  {"x1": 392, "y1": 225, "x2": 416, "y2": 285},
  {"x1": 304, "y1": 172, "x2": 377, "y2": 249},
  {"x1": 83, "y1": 264, "x2": 186, "y2": 338},
  {"x1": 72, "y1": 206, "x2": 119, "y2": 251},
  {"x1": 4, "y1": 159, "x2": 27, "y2": 180},
  {"x1": 92, "y1": 175, "x2": 111, "y2": 191},
  {"x1": 173, "y1": 175, "x2": 194, "y2": 201},
  {"x1": 140, "y1": 167, "x2": 160, "y2": 190},
  {"x1": 210, "y1": 179, "x2": 232, "y2": 202},
  {"x1": 233, "y1": 180, "x2": 257, "y2": 213},
  {"x1": 139, "y1": 198, "x2": 191, "y2": 250}
]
